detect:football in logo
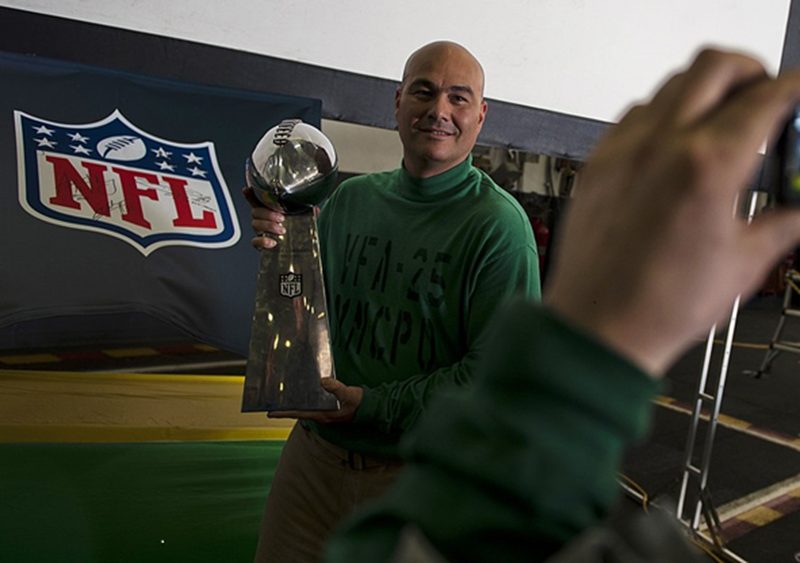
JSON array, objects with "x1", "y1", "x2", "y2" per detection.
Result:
[{"x1": 97, "y1": 135, "x2": 147, "y2": 161}]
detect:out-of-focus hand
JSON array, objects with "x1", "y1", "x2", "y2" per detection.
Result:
[
  {"x1": 546, "y1": 49, "x2": 800, "y2": 376},
  {"x1": 267, "y1": 378, "x2": 363, "y2": 423},
  {"x1": 242, "y1": 186, "x2": 286, "y2": 249}
]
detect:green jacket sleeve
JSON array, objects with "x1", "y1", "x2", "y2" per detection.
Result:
[
  {"x1": 352, "y1": 242, "x2": 541, "y2": 434},
  {"x1": 325, "y1": 302, "x2": 659, "y2": 563}
]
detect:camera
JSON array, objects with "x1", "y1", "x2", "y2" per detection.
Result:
[{"x1": 774, "y1": 104, "x2": 800, "y2": 206}]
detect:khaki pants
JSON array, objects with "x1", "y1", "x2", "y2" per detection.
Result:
[{"x1": 254, "y1": 423, "x2": 404, "y2": 563}]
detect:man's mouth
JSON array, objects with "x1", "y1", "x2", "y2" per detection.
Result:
[{"x1": 417, "y1": 127, "x2": 456, "y2": 137}]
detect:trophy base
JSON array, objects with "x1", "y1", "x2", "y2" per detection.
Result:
[{"x1": 242, "y1": 376, "x2": 339, "y2": 413}]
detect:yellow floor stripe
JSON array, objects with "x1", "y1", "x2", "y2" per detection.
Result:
[
  {"x1": 712, "y1": 339, "x2": 769, "y2": 350},
  {"x1": 0, "y1": 353, "x2": 61, "y2": 365},
  {"x1": 0, "y1": 425, "x2": 291, "y2": 443},
  {"x1": 656, "y1": 396, "x2": 754, "y2": 430},
  {"x1": 654, "y1": 396, "x2": 800, "y2": 453},
  {"x1": 717, "y1": 414, "x2": 752, "y2": 430},
  {"x1": 102, "y1": 347, "x2": 160, "y2": 358},
  {"x1": 0, "y1": 368, "x2": 298, "y2": 443},
  {"x1": 0, "y1": 369, "x2": 245, "y2": 385},
  {"x1": 736, "y1": 505, "x2": 783, "y2": 526},
  {"x1": 0, "y1": 343, "x2": 224, "y2": 364},
  {"x1": 716, "y1": 472, "x2": 800, "y2": 523}
]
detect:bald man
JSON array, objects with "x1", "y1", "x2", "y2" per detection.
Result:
[{"x1": 247, "y1": 41, "x2": 541, "y2": 562}]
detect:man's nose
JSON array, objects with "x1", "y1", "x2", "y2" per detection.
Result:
[{"x1": 425, "y1": 94, "x2": 450, "y2": 120}]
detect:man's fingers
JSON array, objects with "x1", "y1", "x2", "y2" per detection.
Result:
[
  {"x1": 672, "y1": 49, "x2": 767, "y2": 126},
  {"x1": 251, "y1": 207, "x2": 286, "y2": 250},
  {"x1": 743, "y1": 209, "x2": 800, "y2": 281},
  {"x1": 702, "y1": 68, "x2": 800, "y2": 164},
  {"x1": 593, "y1": 51, "x2": 769, "y2": 183},
  {"x1": 251, "y1": 234, "x2": 278, "y2": 249},
  {"x1": 648, "y1": 49, "x2": 767, "y2": 129},
  {"x1": 245, "y1": 186, "x2": 287, "y2": 249},
  {"x1": 252, "y1": 206, "x2": 286, "y2": 225},
  {"x1": 251, "y1": 220, "x2": 286, "y2": 236},
  {"x1": 320, "y1": 377, "x2": 342, "y2": 393}
]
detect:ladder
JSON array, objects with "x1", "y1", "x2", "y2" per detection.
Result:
[
  {"x1": 675, "y1": 315, "x2": 746, "y2": 562},
  {"x1": 675, "y1": 190, "x2": 762, "y2": 563},
  {"x1": 751, "y1": 268, "x2": 800, "y2": 378}
]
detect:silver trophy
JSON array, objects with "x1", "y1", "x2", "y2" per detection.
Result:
[{"x1": 241, "y1": 119, "x2": 340, "y2": 412}]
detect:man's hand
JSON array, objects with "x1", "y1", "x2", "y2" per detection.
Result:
[
  {"x1": 267, "y1": 378, "x2": 364, "y2": 423},
  {"x1": 546, "y1": 49, "x2": 800, "y2": 376},
  {"x1": 242, "y1": 186, "x2": 286, "y2": 249}
]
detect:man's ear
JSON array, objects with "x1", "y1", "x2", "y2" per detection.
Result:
[{"x1": 479, "y1": 100, "x2": 488, "y2": 126}]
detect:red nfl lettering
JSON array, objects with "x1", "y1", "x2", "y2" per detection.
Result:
[
  {"x1": 46, "y1": 156, "x2": 111, "y2": 217},
  {"x1": 112, "y1": 166, "x2": 161, "y2": 228},
  {"x1": 163, "y1": 175, "x2": 218, "y2": 229},
  {"x1": 15, "y1": 109, "x2": 241, "y2": 255},
  {"x1": 45, "y1": 159, "x2": 220, "y2": 231}
]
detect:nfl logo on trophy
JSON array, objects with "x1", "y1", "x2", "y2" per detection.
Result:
[{"x1": 279, "y1": 273, "x2": 303, "y2": 299}]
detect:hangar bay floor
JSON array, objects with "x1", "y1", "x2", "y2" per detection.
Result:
[{"x1": 1, "y1": 295, "x2": 799, "y2": 562}]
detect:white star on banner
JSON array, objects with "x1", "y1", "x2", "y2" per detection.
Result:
[
  {"x1": 68, "y1": 132, "x2": 89, "y2": 143},
  {"x1": 183, "y1": 152, "x2": 203, "y2": 165},
  {"x1": 156, "y1": 161, "x2": 175, "y2": 172},
  {"x1": 71, "y1": 144, "x2": 92, "y2": 155},
  {"x1": 33, "y1": 125, "x2": 54, "y2": 136},
  {"x1": 152, "y1": 147, "x2": 172, "y2": 159},
  {"x1": 35, "y1": 137, "x2": 56, "y2": 148},
  {"x1": 188, "y1": 166, "x2": 207, "y2": 178}
]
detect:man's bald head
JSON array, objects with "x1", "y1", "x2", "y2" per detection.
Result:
[{"x1": 401, "y1": 41, "x2": 485, "y2": 99}]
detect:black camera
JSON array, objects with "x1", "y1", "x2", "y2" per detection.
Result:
[{"x1": 774, "y1": 104, "x2": 800, "y2": 205}]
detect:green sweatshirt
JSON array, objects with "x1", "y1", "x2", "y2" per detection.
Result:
[
  {"x1": 310, "y1": 157, "x2": 541, "y2": 456},
  {"x1": 324, "y1": 301, "x2": 660, "y2": 563}
]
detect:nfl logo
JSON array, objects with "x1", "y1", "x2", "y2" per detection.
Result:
[
  {"x1": 14, "y1": 109, "x2": 240, "y2": 255},
  {"x1": 279, "y1": 273, "x2": 302, "y2": 299}
]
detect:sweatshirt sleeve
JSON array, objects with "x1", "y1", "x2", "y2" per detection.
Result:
[{"x1": 326, "y1": 302, "x2": 659, "y2": 563}]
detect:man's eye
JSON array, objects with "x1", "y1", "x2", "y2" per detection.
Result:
[{"x1": 413, "y1": 90, "x2": 433, "y2": 99}]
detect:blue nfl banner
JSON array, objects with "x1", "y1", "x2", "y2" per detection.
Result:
[
  {"x1": 0, "y1": 52, "x2": 321, "y2": 354},
  {"x1": 15, "y1": 109, "x2": 240, "y2": 255}
]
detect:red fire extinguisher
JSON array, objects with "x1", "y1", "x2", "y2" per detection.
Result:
[{"x1": 531, "y1": 217, "x2": 550, "y2": 274}]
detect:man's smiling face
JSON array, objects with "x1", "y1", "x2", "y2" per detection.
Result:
[{"x1": 395, "y1": 42, "x2": 487, "y2": 178}]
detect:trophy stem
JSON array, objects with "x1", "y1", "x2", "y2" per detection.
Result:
[{"x1": 242, "y1": 211, "x2": 339, "y2": 412}]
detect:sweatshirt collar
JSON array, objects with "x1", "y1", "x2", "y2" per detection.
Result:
[{"x1": 396, "y1": 157, "x2": 474, "y2": 201}]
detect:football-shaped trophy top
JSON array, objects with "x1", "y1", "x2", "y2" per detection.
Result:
[{"x1": 246, "y1": 119, "x2": 338, "y2": 214}]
